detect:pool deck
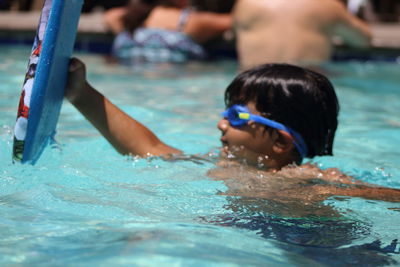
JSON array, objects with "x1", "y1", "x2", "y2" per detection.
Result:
[
  {"x1": 1, "y1": 11, "x2": 400, "y2": 57},
  {"x1": 0, "y1": 11, "x2": 108, "y2": 34},
  {"x1": 0, "y1": 11, "x2": 114, "y2": 53}
]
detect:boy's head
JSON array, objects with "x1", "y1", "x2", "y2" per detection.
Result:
[{"x1": 219, "y1": 63, "x2": 339, "y2": 168}]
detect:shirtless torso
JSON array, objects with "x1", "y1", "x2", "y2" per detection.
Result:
[{"x1": 234, "y1": 0, "x2": 371, "y2": 69}]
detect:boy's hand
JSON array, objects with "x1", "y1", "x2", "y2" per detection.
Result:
[{"x1": 65, "y1": 58, "x2": 87, "y2": 104}]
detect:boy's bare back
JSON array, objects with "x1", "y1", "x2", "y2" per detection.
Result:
[{"x1": 234, "y1": 0, "x2": 371, "y2": 69}]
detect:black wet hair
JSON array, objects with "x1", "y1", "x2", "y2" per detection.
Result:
[{"x1": 224, "y1": 63, "x2": 339, "y2": 158}]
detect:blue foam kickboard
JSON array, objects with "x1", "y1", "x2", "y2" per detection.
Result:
[{"x1": 15, "y1": 0, "x2": 83, "y2": 164}]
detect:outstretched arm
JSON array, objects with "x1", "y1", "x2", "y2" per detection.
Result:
[
  {"x1": 274, "y1": 165, "x2": 400, "y2": 203},
  {"x1": 334, "y1": 185, "x2": 400, "y2": 202},
  {"x1": 309, "y1": 183, "x2": 400, "y2": 203},
  {"x1": 331, "y1": 0, "x2": 372, "y2": 47},
  {"x1": 319, "y1": 167, "x2": 400, "y2": 202},
  {"x1": 65, "y1": 58, "x2": 182, "y2": 157}
]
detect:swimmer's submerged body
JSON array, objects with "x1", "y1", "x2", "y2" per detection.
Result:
[{"x1": 209, "y1": 160, "x2": 400, "y2": 217}]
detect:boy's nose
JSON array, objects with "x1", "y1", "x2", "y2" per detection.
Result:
[{"x1": 217, "y1": 118, "x2": 229, "y2": 133}]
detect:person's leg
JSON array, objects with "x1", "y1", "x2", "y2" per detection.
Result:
[
  {"x1": 81, "y1": 0, "x2": 97, "y2": 13},
  {"x1": 18, "y1": 0, "x2": 32, "y2": 11},
  {"x1": 31, "y1": 0, "x2": 44, "y2": 11},
  {"x1": 0, "y1": 0, "x2": 13, "y2": 10},
  {"x1": 101, "y1": 0, "x2": 129, "y2": 10}
]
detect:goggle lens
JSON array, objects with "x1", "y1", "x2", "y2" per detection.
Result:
[{"x1": 224, "y1": 107, "x2": 248, "y2": 126}]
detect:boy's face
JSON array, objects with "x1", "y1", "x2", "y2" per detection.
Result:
[{"x1": 217, "y1": 102, "x2": 274, "y2": 166}]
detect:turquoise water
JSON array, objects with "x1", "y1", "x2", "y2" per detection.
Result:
[{"x1": 1, "y1": 45, "x2": 400, "y2": 266}]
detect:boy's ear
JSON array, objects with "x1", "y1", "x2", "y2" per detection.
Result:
[{"x1": 272, "y1": 130, "x2": 295, "y2": 155}]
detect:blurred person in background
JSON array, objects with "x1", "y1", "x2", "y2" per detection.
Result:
[
  {"x1": 0, "y1": 0, "x2": 129, "y2": 11},
  {"x1": 104, "y1": 0, "x2": 232, "y2": 63},
  {"x1": 81, "y1": 0, "x2": 129, "y2": 13},
  {"x1": 233, "y1": 0, "x2": 372, "y2": 70},
  {"x1": 0, "y1": 0, "x2": 32, "y2": 10},
  {"x1": 0, "y1": 0, "x2": 12, "y2": 10},
  {"x1": 190, "y1": 0, "x2": 236, "y2": 13}
]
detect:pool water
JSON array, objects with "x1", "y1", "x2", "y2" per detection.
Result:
[{"x1": 1, "y1": 45, "x2": 399, "y2": 266}]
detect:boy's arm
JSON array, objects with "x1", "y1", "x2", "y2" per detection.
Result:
[
  {"x1": 321, "y1": 167, "x2": 400, "y2": 202},
  {"x1": 65, "y1": 58, "x2": 182, "y2": 157},
  {"x1": 280, "y1": 165, "x2": 400, "y2": 203},
  {"x1": 314, "y1": 184, "x2": 400, "y2": 203},
  {"x1": 343, "y1": 185, "x2": 400, "y2": 202},
  {"x1": 331, "y1": 0, "x2": 372, "y2": 47}
]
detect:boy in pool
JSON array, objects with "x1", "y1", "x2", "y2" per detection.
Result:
[{"x1": 65, "y1": 58, "x2": 400, "y2": 206}]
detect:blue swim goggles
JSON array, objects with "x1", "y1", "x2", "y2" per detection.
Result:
[{"x1": 221, "y1": 105, "x2": 308, "y2": 159}]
